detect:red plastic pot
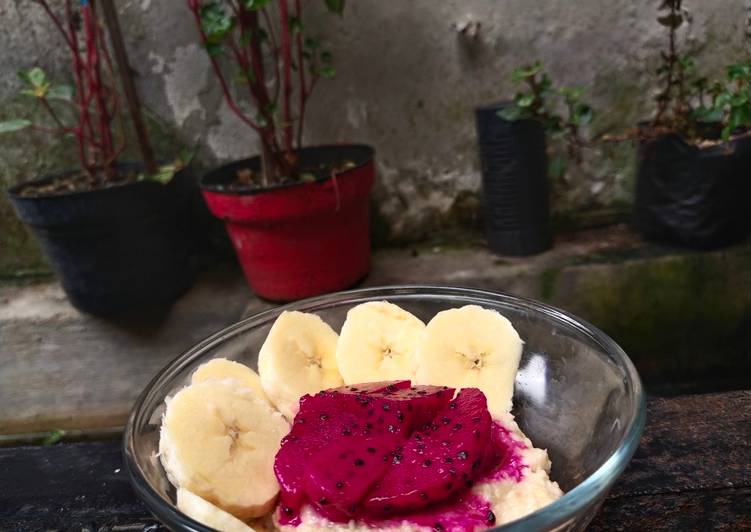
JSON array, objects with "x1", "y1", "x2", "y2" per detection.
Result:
[{"x1": 200, "y1": 144, "x2": 375, "y2": 301}]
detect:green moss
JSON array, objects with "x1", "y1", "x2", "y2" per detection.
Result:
[
  {"x1": 539, "y1": 266, "x2": 561, "y2": 301},
  {"x1": 564, "y1": 248, "x2": 751, "y2": 383}
]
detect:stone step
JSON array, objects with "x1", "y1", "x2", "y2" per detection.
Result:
[{"x1": 1, "y1": 226, "x2": 749, "y2": 438}]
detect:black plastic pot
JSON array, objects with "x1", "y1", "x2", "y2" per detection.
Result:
[
  {"x1": 7, "y1": 163, "x2": 193, "y2": 316},
  {"x1": 475, "y1": 102, "x2": 552, "y2": 256},
  {"x1": 634, "y1": 133, "x2": 751, "y2": 249}
]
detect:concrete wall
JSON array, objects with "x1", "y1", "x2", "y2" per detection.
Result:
[{"x1": 2, "y1": 0, "x2": 750, "y2": 270}]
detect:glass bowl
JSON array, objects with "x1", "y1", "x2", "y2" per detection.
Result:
[{"x1": 124, "y1": 286, "x2": 645, "y2": 532}]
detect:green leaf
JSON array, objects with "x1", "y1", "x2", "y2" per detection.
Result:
[
  {"x1": 143, "y1": 164, "x2": 177, "y2": 185},
  {"x1": 559, "y1": 86, "x2": 583, "y2": 103},
  {"x1": 732, "y1": 93, "x2": 749, "y2": 107},
  {"x1": 27, "y1": 67, "x2": 47, "y2": 88},
  {"x1": 263, "y1": 102, "x2": 278, "y2": 116},
  {"x1": 205, "y1": 42, "x2": 223, "y2": 57},
  {"x1": 324, "y1": 0, "x2": 345, "y2": 15},
  {"x1": 497, "y1": 106, "x2": 524, "y2": 121},
  {"x1": 200, "y1": 3, "x2": 233, "y2": 44},
  {"x1": 511, "y1": 62, "x2": 542, "y2": 83},
  {"x1": 244, "y1": 0, "x2": 271, "y2": 9},
  {"x1": 42, "y1": 430, "x2": 64, "y2": 446},
  {"x1": 303, "y1": 37, "x2": 321, "y2": 52},
  {"x1": 0, "y1": 119, "x2": 32, "y2": 133},
  {"x1": 18, "y1": 67, "x2": 49, "y2": 97},
  {"x1": 515, "y1": 93, "x2": 535, "y2": 108},
  {"x1": 288, "y1": 16, "x2": 303, "y2": 34},
  {"x1": 549, "y1": 156, "x2": 566, "y2": 179},
  {"x1": 538, "y1": 73, "x2": 553, "y2": 92},
  {"x1": 678, "y1": 55, "x2": 695, "y2": 72},
  {"x1": 693, "y1": 106, "x2": 722, "y2": 123},
  {"x1": 570, "y1": 103, "x2": 593, "y2": 126},
  {"x1": 721, "y1": 125, "x2": 732, "y2": 141},
  {"x1": 714, "y1": 92, "x2": 732, "y2": 109},
  {"x1": 178, "y1": 148, "x2": 195, "y2": 166},
  {"x1": 320, "y1": 50, "x2": 333, "y2": 63},
  {"x1": 255, "y1": 111, "x2": 270, "y2": 128},
  {"x1": 318, "y1": 66, "x2": 336, "y2": 78},
  {"x1": 239, "y1": 30, "x2": 253, "y2": 46},
  {"x1": 727, "y1": 63, "x2": 751, "y2": 81},
  {"x1": 47, "y1": 84, "x2": 73, "y2": 101},
  {"x1": 728, "y1": 109, "x2": 745, "y2": 131},
  {"x1": 546, "y1": 118, "x2": 565, "y2": 135}
]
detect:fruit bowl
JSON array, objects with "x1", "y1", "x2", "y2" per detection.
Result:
[{"x1": 124, "y1": 286, "x2": 645, "y2": 532}]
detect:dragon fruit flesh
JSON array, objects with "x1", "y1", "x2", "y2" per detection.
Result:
[
  {"x1": 303, "y1": 433, "x2": 395, "y2": 520},
  {"x1": 361, "y1": 388, "x2": 492, "y2": 516},
  {"x1": 274, "y1": 381, "x2": 456, "y2": 521}
]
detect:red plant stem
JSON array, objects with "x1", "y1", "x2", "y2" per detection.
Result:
[
  {"x1": 245, "y1": 6, "x2": 291, "y2": 181},
  {"x1": 278, "y1": 0, "x2": 293, "y2": 152},
  {"x1": 84, "y1": 2, "x2": 114, "y2": 176},
  {"x1": 294, "y1": 0, "x2": 306, "y2": 149},
  {"x1": 261, "y1": 9, "x2": 281, "y2": 103},
  {"x1": 64, "y1": 0, "x2": 95, "y2": 176},
  {"x1": 245, "y1": 9, "x2": 278, "y2": 130},
  {"x1": 53, "y1": 0, "x2": 94, "y2": 176},
  {"x1": 187, "y1": 2, "x2": 262, "y2": 133},
  {"x1": 228, "y1": 37, "x2": 257, "y2": 105},
  {"x1": 95, "y1": 18, "x2": 126, "y2": 166},
  {"x1": 33, "y1": 0, "x2": 76, "y2": 50}
]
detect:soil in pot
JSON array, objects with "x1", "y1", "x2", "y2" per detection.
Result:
[
  {"x1": 7, "y1": 163, "x2": 194, "y2": 316},
  {"x1": 634, "y1": 132, "x2": 751, "y2": 249},
  {"x1": 200, "y1": 144, "x2": 375, "y2": 301}
]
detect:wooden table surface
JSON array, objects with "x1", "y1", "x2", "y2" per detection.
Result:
[{"x1": 1, "y1": 391, "x2": 749, "y2": 531}]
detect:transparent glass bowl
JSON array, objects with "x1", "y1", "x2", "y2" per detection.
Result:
[{"x1": 124, "y1": 286, "x2": 645, "y2": 532}]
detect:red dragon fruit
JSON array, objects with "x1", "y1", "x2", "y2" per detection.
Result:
[
  {"x1": 274, "y1": 381, "x2": 455, "y2": 522},
  {"x1": 360, "y1": 388, "x2": 492, "y2": 516}
]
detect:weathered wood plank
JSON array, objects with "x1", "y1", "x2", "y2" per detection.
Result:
[
  {"x1": 588, "y1": 488, "x2": 751, "y2": 531},
  {"x1": 609, "y1": 390, "x2": 751, "y2": 498},
  {"x1": 1, "y1": 392, "x2": 749, "y2": 531}
]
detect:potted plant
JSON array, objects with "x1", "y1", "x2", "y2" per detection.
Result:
[
  {"x1": 188, "y1": 0, "x2": 375, "y2": 301},
  {"x1": 626, "y1": 0, "x2": 751, "y2": 248},
  {"x1": 2, "y1": 0, "x2": 192, "y2": 316},
  {"x1": 475, "y1": 62, "x2": 593, "y2": 255}
]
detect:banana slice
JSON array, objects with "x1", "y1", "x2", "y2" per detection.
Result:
[
  {"x1": 191, "y1": 358, "x2": 268, "y2": 404},
  {"x1": 177, "y1": 488, "x2": 257, "y2": 532},
  {"x1": 159, "y1": 381, "x2": 290, "y2": 519},
  {"x1": 415, "y1": 305, "x2": 523, "y2": 417},
  {"x1": 335, "y1": 301, "x2": 425, "y2": 384},
  {"x1": 258, "y1": 311, "x2": 342, "y2": 420}
]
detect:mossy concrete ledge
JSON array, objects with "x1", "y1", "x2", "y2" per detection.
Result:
[
  {"x1": 367, "y1": 230, "x2": 751, "y2": 392},
  {"x1": 1, "y1": 226, "x2": 750, "y2": 437}
]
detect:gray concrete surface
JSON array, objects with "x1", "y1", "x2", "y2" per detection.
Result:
[{"x1": 2, "y1": 228, "x2": 750, "y2": 437}]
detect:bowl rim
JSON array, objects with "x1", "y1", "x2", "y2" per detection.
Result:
[{"x1": 123, "y1": 284, "x2": 646, "y2": 532}]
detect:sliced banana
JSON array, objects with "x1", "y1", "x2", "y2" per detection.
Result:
[
  {"x1": 159, "y1": 381, "x2": 289, "y2": 520},
  {"x1": 177, "y1": 488, "x2": 257, "y2": 532},
  {"x1": 258, "y1": 311, "x2": 342, "y2": 420},
  {"x1": 415, "y1": 305, "x2": 523, "y2": 417},
  {"x1": 335, "y1": 301, "x2": 425, "y2": 384},
  {"x1": 191, "y1": 358, "x2": 268, "y2": 404}
]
